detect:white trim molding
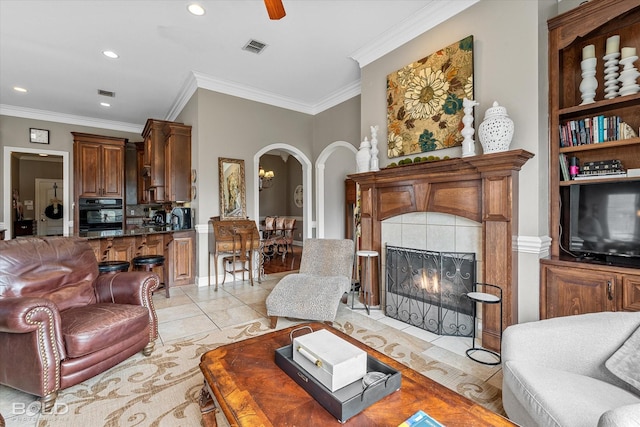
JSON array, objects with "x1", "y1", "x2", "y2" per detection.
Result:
[{"x1": 515, "y1": 235, "x2": 552, "y2": 257}]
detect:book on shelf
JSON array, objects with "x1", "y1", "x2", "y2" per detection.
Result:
[
  {"x1": 398, "y1": 410, "x2": 444, "y2": 427},
  {"x1": 573, "y1": 172, "x2": 627, "y2": 180},
  {"x1": 559, "y1": 115, "x2": 622, "y2": 147},
  {"x1": 559, "y1": 154, "x2": 570, "y2": 181}
]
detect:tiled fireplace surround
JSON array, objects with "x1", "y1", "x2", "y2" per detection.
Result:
[{"x1": 349, "y1": 149, "x2": 534, "y2": 352}]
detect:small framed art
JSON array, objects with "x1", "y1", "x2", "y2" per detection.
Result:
[{"x1": 30, "y1": 128, "x2": 50, "y2": 144}]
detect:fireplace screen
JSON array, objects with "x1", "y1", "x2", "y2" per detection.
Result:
[{"x1": 385, "y1": 246, "x2": 475, "y2": 337}]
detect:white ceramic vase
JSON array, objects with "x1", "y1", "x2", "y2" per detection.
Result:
[
  {"x1": 356, "y1": 137, "x2": 371, "y2": 173},
  {"x1": 478, "y1": 101, "x2": 514, "y2": 154}
]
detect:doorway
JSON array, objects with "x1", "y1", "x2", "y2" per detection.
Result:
[
  {"x1": 35, "y1": 178, "x2": 64, "y2": 236},
  {"x1": 3, "y1": 146, "x2": 70, "y2": 239}
]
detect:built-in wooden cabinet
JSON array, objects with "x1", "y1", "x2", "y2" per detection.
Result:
[
  {"x1": 163, "y1": 122, "x2": 192, "y2": 203},
  {"x1": 541, "y1": 258, "x2": 640, "y2": 318},
  {"x1": 168, "y1": 231, "x2": 195, "y2": 286},
  {"x1": 542, "y1": 0, "x2": 640, "y2": 319},
  {"x1": 88, "y1": 231, "x2": 194, "y2": 288},
  {"x1": 140, "y1": 119, "x2": 191, "y2": 203},
  {"x1": 73, "y1": 132, "x2": 126, "y2": 199}
]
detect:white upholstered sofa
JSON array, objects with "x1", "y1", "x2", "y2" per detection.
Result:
[{"x1": 502, "y1": 311, "x2": 640, "y2": 427}]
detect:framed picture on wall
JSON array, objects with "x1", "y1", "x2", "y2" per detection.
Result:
[
  {"x1": 218, "y1": 157, "x2": 246, "y2": 220},
  {"x1": 29, "y1": 128, "x2": 50, "y2": 144}
]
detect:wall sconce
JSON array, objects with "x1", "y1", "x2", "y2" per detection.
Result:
[{"x1": 259, "y1": 166, "x2": 275, "y2": 191}]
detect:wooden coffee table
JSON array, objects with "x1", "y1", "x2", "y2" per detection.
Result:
[{"x1": 199, "y1": 322, "x2": 515, "y2": 426}]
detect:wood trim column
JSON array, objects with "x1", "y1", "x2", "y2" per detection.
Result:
[{"x1": 349, "y1": 149, "x2": 533, "y2": 351}]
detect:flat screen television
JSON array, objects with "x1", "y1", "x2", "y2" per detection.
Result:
[{"x1": 568, "y1": 180, "x2": 640, "y2": 267}]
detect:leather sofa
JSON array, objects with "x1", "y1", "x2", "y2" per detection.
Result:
[
  {"x1": 0, "y1": 237, "x2": 159, "y2": 411},
  {"x1": 502, "y1": 311, "x2": 640, "y2": 426}
]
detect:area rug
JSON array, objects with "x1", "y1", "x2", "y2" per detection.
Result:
[{"x1": 34, "y1": 317, "x2": 503, "y2": 426}]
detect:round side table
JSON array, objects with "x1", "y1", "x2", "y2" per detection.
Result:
[
  {"x1": 465, "y1": 283, "x2": 503, "y2": 366},
  {"x1": 353, "y1": 250, "x2": 379, "y2": 315}
]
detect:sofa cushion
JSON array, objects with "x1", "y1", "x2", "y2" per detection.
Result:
[
  {"x1": 503, "y1": 360, "x2": 640, "y2": 427},
  {"x1": 60, "y1": 304, "x2": 149, "y2": 358},
  {"x1": 605, "y1": 325, "x2": 640, "y2": 395}
]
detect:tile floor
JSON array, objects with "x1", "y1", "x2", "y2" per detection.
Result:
[{"x1": 1, "y1": 271, "x2": 503, "y2": 426}]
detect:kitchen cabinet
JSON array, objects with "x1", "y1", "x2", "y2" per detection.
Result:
[
  {"x1": 163, "y1": 122, "x2": 192, "y2": 202},
  {"x1": 99, "y1": 236, "x2": 137, "y2": 263},
  {"x1": 73, "y1": 132, "x2": 126, "y2": 199},
  {"x1": 167, "y1": 230, "x2": 195, "y2": 286}
]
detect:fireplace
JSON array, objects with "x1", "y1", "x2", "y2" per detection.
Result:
[
  {"x1": 348, "y1": 149, "x2": 534, "y2": 351},
  {"x1": 385, "y1": 246, "x2": 475, "y2": 336}
]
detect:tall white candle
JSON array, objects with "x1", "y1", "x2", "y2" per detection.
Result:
[
  {"x1": 621, "y1": 47, "x2": 637, "y2": 59},
  {"x1": 605, "y1": 35, "x2": 620, "y2": 55},
  {"x1": 583, "y1": 44, "x2": 595, "y2": 60}
]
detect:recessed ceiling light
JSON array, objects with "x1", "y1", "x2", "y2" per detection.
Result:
[
  {"x1": 187, "y1": 3, "x2": 205, "y2": 16},
  {"x1": 100, "y1": 102, "x2": 111, "y2": 107},
  {"x1": 102, "y1": 50, "x2": 119, "y2": 59},
  {"x1": 13, "y1": 86, "x2": 27, "y2": 93},
  {"x1": 39, "y1": 153, "x2": 49, "y2": 157}
]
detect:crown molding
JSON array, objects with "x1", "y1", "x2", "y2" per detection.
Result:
[
  {"x1": 164, "y1": 72, "x2": 199, "y2": 122},
  {"x1": 0, "y1": 104, "x2": 142, "y2": 133},
  {"x1": 191, "y1": 71, "x2": 317, "y2": 115},
  {"x1": 309, "y1": 81, "x2": 361, "y2": 115},
  {"x1": 516, "y1": 235, "x2": 552, "y2": 256},
  {"x1": 349, "y1": 0, "x2": 480, "y2": 68}
]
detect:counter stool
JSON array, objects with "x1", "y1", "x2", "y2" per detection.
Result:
[
  {"x1": 465, "y1": 283, "x2": 503, "y2": 366},
  {"x1": 98, "y1": 261, "x2": 130, "y2": 275},
  {"x1": 132, "y1": 255, "x2": 168, "y2": 298}
]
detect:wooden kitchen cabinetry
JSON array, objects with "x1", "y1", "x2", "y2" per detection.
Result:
[
  {"x1": 167, "y1": 231, "x2": 195, "y2": 286},
  {"x1": 541, "y1": 0, "x2": 640, "y2": 319},
  {"x1": 87, "y1": 231, "x2": 194, "y2": 287},
  {"x1": 163, "y1": 122, "x2": 192, "y2": 203},
  {"x1": 141, "y1": 119, "x2": 172, "y2": 202},
  {"x1": 541, "y1": 258, "x2": 640, "y2": 318},
  {"x1": 73, "y1": 132, "x2": 126, "y2": 199},
  {"x1": 140, "y1": 119, "x2": 191, "y2": 203}
]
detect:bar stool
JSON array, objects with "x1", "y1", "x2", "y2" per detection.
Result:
[
  {"x1": 132, "y1": 255, "x2": 168, "y2": 298},
  {"x1": 98, "y1": 261, "x2": 130, "y2": 275},
  {"x1": 465, "y1": 283, "x2": 503, "y2": 366},
  {"x1": 352, "y1": 250, "x2": 379, "y2": 315}
]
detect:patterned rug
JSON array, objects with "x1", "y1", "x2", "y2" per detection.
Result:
[{"x1": 30, "y1": 312, "x2": 503, "y2": 426}]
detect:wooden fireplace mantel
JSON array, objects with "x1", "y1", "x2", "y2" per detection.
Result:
[{"x1": 348, "y1": 149, "x2": 534, "y2": 351}]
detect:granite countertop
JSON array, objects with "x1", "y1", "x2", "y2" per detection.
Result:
[{"x1": 80, "y1": 226, "x2": 194, "y2": 239}]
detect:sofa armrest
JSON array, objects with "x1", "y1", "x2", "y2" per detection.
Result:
[
  {"x1": 95, "y1": 272, "x2": 159, "y2": 306},
  {"x1": 598, "y1": 403, "x2": 640, "y2": 426},
  {"x1": 95, "y1": 272, "x2": 160, "y2": 342},
  {"x1": 0, "y1": 297, "x2": 67, "y2": 396},
  {"x1": 0, "y1": 297, "x2": 62, "y2": 334},
  {"x1": 503, "y1": 312, "x2": 640, "y2": 376}
]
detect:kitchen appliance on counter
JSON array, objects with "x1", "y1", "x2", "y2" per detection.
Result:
[
  {"x1": 171, "y1": 207, "x2": 192, "y2": 230},
  {"x1": 78, "y1": 198, "x2": 124, "y2": 233}
]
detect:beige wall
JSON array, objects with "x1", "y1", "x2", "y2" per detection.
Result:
[{"x1": 359, "y1": 0, "x2": 557, "y2": 322}]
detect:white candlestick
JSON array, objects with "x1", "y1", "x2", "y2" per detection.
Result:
[
  {"x1": 605, "y1": 35, "x2": 620, "y2": 55},
  {"x1": 583, "y1": 44, "x2": 595, "y2": 60},
  {"x1": 621, "y1": 47, "x2": 637, "y2": 59}
]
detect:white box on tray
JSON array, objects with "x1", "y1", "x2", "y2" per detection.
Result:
[{"x1": 292, "y1": 329, "x2": 367, "y2": 392}]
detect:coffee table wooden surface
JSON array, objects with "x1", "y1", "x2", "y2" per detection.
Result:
[{"x1": 199, "y1": 322, "x2": 514, "y2": 426}]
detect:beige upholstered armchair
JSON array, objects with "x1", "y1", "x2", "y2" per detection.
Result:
[
  {"x1": 0, "y1": 237, "x2": 159, "y2": 411},
  {"x1": 265, "y1": 238, "x2": 354, "y2": 328}
]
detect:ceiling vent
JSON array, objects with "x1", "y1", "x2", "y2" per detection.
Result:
[
  {"x1": 98, "y1": 89, "x2": 115, "y2": 97},
  {"x1": 243, "y1": 39, "x2": 267, "y2": 54}
]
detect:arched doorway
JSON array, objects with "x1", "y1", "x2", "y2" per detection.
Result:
[
  {"x1": 253, "y1": 144, "x2": 313, "y2": 239},
  {"x1": 315, "y1": 141, "x2": 357, "y2": 238}
]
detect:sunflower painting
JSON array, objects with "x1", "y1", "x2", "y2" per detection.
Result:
[{"x1": 387, "y1": 35, "x2": 474, "y2": 158}]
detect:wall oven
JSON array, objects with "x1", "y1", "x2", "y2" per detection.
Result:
[{"x1": 78, "y1": 198, "x2": 124, "y2": 233}]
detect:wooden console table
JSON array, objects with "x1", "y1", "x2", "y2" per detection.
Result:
[
  {"x1": 208, "y1": 217, "x2": 261, "y2": 289},
  {"x1": 199, "y1": 322, "x2": 514, "y2": 426}
]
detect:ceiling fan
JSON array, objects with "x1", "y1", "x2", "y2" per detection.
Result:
[{"x1": 264, "y1": 0, "x2": 286, "y2": 20}]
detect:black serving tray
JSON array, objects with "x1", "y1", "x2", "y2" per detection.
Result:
[{"x1": 275, "y1": 344, "x2": 402, "y2": 423}]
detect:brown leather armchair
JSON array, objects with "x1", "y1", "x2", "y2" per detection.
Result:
[{"x1": 0, "y1": 236, "x2": 159, "y2": 411}]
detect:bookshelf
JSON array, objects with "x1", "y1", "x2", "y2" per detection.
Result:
[{"x1": 542, "y1": 0, "x2": 640, "y2": 319}]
